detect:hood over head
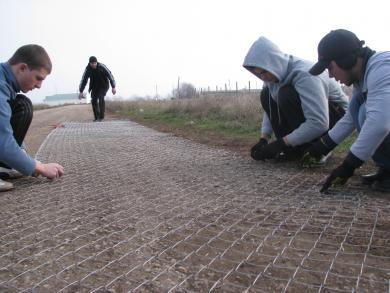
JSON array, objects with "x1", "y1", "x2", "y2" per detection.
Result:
[{"x1": 243, "y1": 37, "x2": 290, "y2": 82}]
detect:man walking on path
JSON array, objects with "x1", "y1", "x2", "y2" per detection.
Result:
[
  {"x1": 79, "y1": 56, "x2": 116, "y2": 121},
  {"x1": 0, "y1": 44, "x2": 64, "y2": 192},
  {"x1": 305, "y1": 29, "x2": 390, "y2": 192}
]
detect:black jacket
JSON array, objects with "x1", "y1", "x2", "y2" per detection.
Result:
[{"x1": 79, "y1": 62, "x2": 116, "y2": 94}]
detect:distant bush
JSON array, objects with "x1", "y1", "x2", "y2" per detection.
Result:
[{"x1": 171, "y1": 82, "x2": 198, "y2": 99}]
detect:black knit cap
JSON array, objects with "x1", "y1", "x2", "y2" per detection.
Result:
[
  {"x1": 310, "y1": 29, "x2": 365, "y2": 75},
  {"x1": 89, "y1": 56, "x2": 97, "y2": 63}
]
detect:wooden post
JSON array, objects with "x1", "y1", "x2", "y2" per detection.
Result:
[{"x1": 248, "y1": 81, "x2": 251, "y2": 92}]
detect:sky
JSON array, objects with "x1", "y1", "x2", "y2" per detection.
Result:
[{"x1": 1, "y1": 0, "x2": 390, "y2": 103}]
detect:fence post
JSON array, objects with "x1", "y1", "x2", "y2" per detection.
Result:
[{"x1": 177, "y1": 76, "x2": 180, "y2": 99}]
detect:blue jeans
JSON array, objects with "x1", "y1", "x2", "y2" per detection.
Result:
[{"x1": 349, "y1": 96, "x2": 390, "y2": 169}]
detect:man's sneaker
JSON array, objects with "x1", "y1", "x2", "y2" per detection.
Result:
[
  {"x1": 0, "y1": 179, "x2": 14, "y2": 192},
  {"x1": 361, "y1": 167, "x2": 389, "y2": 185},
  {"x1": 372, "y1": 177, "x2": 390, "y2": 192},
  {"x1": 275, "y1": 151, "x2": 300, "y2": 162},
  {"x1": 361, "y1": 167, "x2": 390, "y2": 192},
  {"x1": 301, "y1": 152, "x2": 332, "y2": 168},
  {"x1": 0, "y1": 167, "x2": 23, "y2": 180}
]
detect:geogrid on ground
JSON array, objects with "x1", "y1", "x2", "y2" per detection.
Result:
[{"x1": 0, "y1": 121, "x2": 389, "y2": 293}]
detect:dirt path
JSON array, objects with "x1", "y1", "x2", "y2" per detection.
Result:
[
  {"x1": 26, "y1": 104, "x2": 96, "y2": 155},
  {"x1": 2, "y1": 118, "x2": 389, "y2": 292}
]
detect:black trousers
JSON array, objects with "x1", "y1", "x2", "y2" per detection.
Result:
[
  {"x1": 91, "y1": 90, "x2": 107, "y2": 120},
  {"x1": 0, "y1": 94, "x2": 33, "y2": 169},
  {"x1": 260, "y1": 85, "x2": 345, "y2": 154}
]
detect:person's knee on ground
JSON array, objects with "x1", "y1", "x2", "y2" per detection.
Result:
[
  {"x1": 277, "y1": 86, "x2": 303, "y2": 122},
  {"x1": 328, "y1": 102, "x2": 345, "y2": 129},
  {"x1": 0, "y1": 94, "x2": 33, "y2": 172},
  {"x1": 277, "y1": 86, "x2": 308, "y2": 159},
  {"x1": 10, "y1": 94, "x2": 33, "y2": 145}
]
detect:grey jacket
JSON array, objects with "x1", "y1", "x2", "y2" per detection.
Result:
[
  {"x1": 328, "y1": 51, "x2": 390, "y2": 161},
  {"x1": 243, "y1": 37, "x2": 348, "y2": 146}
]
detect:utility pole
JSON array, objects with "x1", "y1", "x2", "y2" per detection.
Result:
[{"x1": 177, "y1": 76, "x2": 180, "y2": 99}]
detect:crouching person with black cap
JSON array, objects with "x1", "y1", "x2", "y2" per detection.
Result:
[{"x1": 307, "y1": 29, "x2": 390, "y2": 192}]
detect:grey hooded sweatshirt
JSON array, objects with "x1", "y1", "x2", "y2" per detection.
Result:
[
  {"x1": 243, "y1": 37, "x2": 348, "y2": 146},
  {"x1": 328, "y1": 51, "x2": 390, "y2": 162}
]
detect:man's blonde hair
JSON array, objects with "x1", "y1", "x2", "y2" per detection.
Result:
[{"x1": 8, "y1": 44, "x2": 52, "y2": 73}]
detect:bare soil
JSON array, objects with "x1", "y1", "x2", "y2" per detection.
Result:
[
  {"x1": 27, "y1": 104, "x2": 104, "y2": 155},
  {"x1": 2, "y1": 104, "x2": 389, "y2": 292},
  {"x1": 29, "y1": 104, "x2": 375, "y2": 178}
]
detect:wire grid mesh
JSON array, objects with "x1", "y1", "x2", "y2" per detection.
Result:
[{"x1": 0, "y1": 121, "x2": 389, "y2": 293}]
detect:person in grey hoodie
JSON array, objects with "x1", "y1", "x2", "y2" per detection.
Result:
[
  {"x1": 306, "y1": 29, "x2": 390, "y2": 192},
  {"x1": 243, "y1": 36, "x2": 348, "y2": 162},
  {"x1": 0, "y1": 45, "x2": 64, "y2": 191}
]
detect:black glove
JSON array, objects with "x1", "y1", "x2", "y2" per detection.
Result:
[
  {"x1": 253, "y1": 138, "x2": 286, "y2": 161},
  {"x1": 320, "y1": 152, "x2": 364, "y2": 192},
  {"x1": 307, "y1": 134, "x2": 337, "y2": 159},
  {"x1": 301, "y1": 134, "x2": 337, "y2": 167},
  {"x1": 250, "y1": 138, "x2": 268, "y2": 160}
]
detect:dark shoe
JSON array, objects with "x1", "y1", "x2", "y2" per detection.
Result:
[
  {"x1": 301, "y1": 152, "x2": 332, "y2": 168},
  {"x1": 275, "y1": 151, "x2": 301, "y2": 162},
  {"x1": 0, "y1": 167, "x2": 23, "y2": 180},
  {"x1": 275, "y1": 146, "x2": 306, "y2": 162},
  {"x1": 372, "y1": 177, "x2": 390, "y2": 192},
  {"x1": 361, "y1": 167, "x2": 389, "y2": 185}
]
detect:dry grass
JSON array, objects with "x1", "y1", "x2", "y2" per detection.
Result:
[
  {"x1": 106, "y1": 92, "x2": 262, "y2": 154},
  {"x1": 107, "y1": 92, "x2": 261, "y2": 123},
  {"x1": 106, "y1": 91, "x2": 354, "y2": 157}
]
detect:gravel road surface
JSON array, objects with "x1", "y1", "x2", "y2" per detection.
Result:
[{"x1": 1, "y1": 106, "x2": 389, "y2": 292}]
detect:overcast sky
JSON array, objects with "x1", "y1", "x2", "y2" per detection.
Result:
[{"x1": 1, "y1": 0, "x2": 389, "y2": 103}]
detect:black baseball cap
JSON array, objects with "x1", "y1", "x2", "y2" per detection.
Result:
[
  {"x1": 310, "y1": 29, "x2": 365, "y2": 75},
  {"x1": 89, "y1": 56, "x2": 97, "y2": 63}
]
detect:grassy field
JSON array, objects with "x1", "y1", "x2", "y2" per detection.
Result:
[{"x1": 105, "y1": 92, "x2": 355, "y2": 156}]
